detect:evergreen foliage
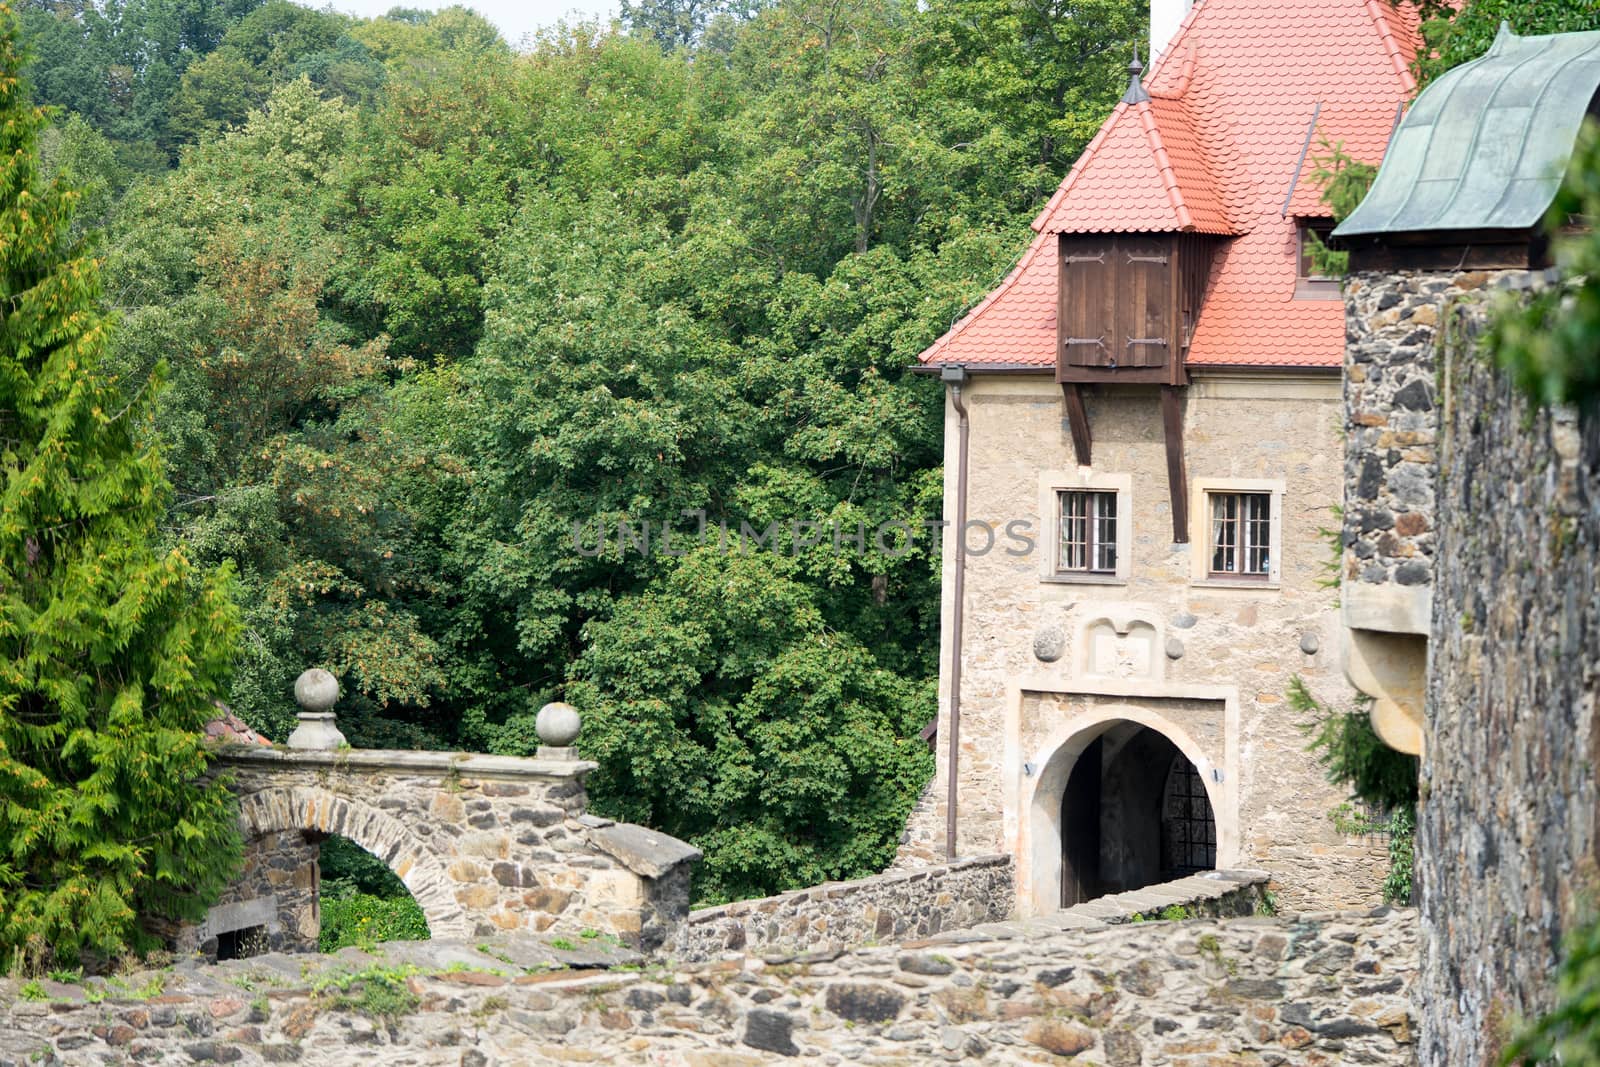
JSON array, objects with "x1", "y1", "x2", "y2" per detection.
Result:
[
  {"x1": 1292, "y1": 678, "x2": 1419, "y2": 903},
  {"x1": 0, "y1": 4, "x2": 241, "y2": 965}
]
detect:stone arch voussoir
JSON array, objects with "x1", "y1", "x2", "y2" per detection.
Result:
[{"x1": 237, "y1": 786, "x2": 471, "y2": 939}]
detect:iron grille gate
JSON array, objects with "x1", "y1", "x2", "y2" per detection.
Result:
[{"x1": 1162, "y1": 756, "x2": 1217, "y2": 877}]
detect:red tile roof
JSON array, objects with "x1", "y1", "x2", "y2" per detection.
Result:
[{"x1": 920, "y1": 0, "x2": 1422, "y2": 370}]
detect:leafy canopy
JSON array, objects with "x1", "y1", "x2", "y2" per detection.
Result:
[{"x1": 19, "y1": 0, "x2": 1144, "y2": 902}]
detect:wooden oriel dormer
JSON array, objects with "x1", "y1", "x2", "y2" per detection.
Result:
[{"x1": 1056, "y1": 232, "x2": 1216, "y2": 387}]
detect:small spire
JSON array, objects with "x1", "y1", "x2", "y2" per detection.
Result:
[
  {"x1": 1488, "y1": 20, "x2": 1515, "y2": 56},
  {"x1": 1123, "y1": 44, "x2": 1150, "y2": 105}
]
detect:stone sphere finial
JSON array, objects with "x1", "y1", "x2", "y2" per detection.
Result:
[
  {"x1": 294, "y1": 668, "x2": 340, "y2": 713},
  {"x1": 536, "y1": 702, "x2": 582, "y2": 749},
  {"x1": 287, "y1": 668, "x2": 346, "y2": 751}
]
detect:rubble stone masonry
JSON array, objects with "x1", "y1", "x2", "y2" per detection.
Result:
[
  {"x1": 674, "y1": 855, "x2": 1014, "y2": 960},
  {"x1": 1343, "y1": 268, "x2": 1600, "y2": 1066},
  {"x1": 0, "y1": 909, "x2": 1418, "y2": 1065},
  {"x1": 1416, "y1": 292, "x2": 1600, "y2": 1066},
  {"x1": 180, "y1": 747, "x2": 699, "y2": 956},
  {"x1": 1341, "y1": 270, "x2": 1524, "y2": 594}
]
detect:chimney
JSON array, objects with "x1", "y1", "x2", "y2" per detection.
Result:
[{"x1": 1150, "y1": 0, "x2": 1194, "y2": 62}]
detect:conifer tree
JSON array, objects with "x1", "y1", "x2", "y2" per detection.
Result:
[{"x1": 0, "y1": 4, "x2": 242, "y2": 966}]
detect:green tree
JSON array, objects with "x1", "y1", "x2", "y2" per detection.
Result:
[
  {"x1": 570, "y1": 549, "x2": 933, "y2": 903},
  {"x1": 914, "y1": 0, "x2": 1143, "y2": 213},
  {"x1": 1413, "y1": 0, "x2": 1600, "y2": 89},
  {"x1": 620, "y1": 0, "x2": 768, "y2": 51},
  {"x1": 0, "y1": 6, "x2": 241, "y2": 965},
  {"x1": 165, "y1": 0, "x2": 352, "y2": 144},
  {"x1": 105, "y1": 81, "x2": 443, "y2": 744},
  {"x1": 17, "y1": 0, "x2": 265, "y2": 167}
]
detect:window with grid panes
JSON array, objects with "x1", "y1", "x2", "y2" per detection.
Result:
[
  {"x1": 1208, "y1": 491, "x2": 1271, "y2": 579},
  {"x1": 1057, "y1": 489, "x2": 1118, "y2": 575}
]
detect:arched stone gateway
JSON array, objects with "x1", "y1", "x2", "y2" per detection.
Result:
[
  {"x1": 237, "y1": 787, "x2": 472, "y2": 941},
  {"x1": 1019, "y1": 708, "x2": 1235, "y2": 915},
  {"x1": 177, "y1": 747, "x2": 701, "y2": 960}
]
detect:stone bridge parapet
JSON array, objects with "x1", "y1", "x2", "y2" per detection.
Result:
[{"x1": 184, "y1": 745, "x2": 699, "y2": 959}]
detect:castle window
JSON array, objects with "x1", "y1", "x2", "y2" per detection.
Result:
[
  {"x1": 1189, "y1": 478, "x2": 1283, "y2": 586},
  {"x1": 1298, "y1": 220, "x2": 1338, "y2": 279},
  {"x1": 1039, "y1": 472, "x2": 1131, "y2": 584},
  {"x1": 1296, "y1": 220, "x2": 1344, "y2": 299},
  {"x1": 1058, "y1": 489, "x2": 1119, "y2": 574},
  {"x1": 1208, "y1": 491, "x2": 1272, "y2": 579}
]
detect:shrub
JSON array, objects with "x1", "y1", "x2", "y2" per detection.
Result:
[{"x1": 318, "y1": 886, "x2": 428, "y2": 953}]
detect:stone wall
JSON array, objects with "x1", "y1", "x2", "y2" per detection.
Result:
[
  {"x1": 1340, "y1": 270, "x2": 1529, "y2": 629},
  {"x1": 1413, "y1": 293, "x2": 1600, "y2": 1066},
  {"x1": 203, "y1": 748, "x2": 699, "y2": 953},
  {"x1": 0, "y1": 909, "x2": 1419, "y2": 1065},
  {"x1": 200, "y1": 829, "x2": 321, "y2": 957},
  {"x1": 674, "y1": 855, "x2": 1013, "y2": 960}
]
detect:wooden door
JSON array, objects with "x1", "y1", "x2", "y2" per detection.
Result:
[{"x1": 1061, "y1": 737, "x2": 1103, "y2": 907}]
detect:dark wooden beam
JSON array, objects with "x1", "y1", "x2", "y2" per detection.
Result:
[
  {"x1": 1058, "y1": 366, "x2": 1173, "y2": 385},
  {"x1": 1345, "y1": 228, "x2": 1544, "y2": 273},
  {"x1": 1062, "y1": 383, "x2": 1092, "y2": 467},
  {"x1": 1160, "y1": 385, "x2": 1189, "y2": 544}
]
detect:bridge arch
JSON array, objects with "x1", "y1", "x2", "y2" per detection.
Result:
[{"x1": 237, "y1": 786, "x2": 471, "y2": 940}]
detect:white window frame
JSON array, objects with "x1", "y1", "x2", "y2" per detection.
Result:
[
  {"x1": 1190, "y1": 477, "x2": 1283, "y2": 588},
  {"x1": 1038, "y1": 471, "x2": 1132, "y2": 584}
]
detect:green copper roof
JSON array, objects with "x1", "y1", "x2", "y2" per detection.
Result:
[{"x1": 1335, "y1": 24, "x2": 1600, "y2": 238}]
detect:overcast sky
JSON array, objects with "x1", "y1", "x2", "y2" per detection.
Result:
[{"x1": 327, "y1": 1, "x2": 618, "y2": 48}]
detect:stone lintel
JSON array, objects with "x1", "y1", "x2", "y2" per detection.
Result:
[
  {"x1": 213, "y1": 745, "x2": 598, "y2": 782},
  {"x1": 588, "y1": 822, "x2": 703, "y2": 879},
  {"x1": 1342, "y1": 582, "x2": 1432, "y2": 636},
  {"x1": 196, "y1": 895, "x2": 277, "y2": 941}
]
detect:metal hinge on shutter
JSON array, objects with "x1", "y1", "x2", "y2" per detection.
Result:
[
  {"x1": 1126, "y1": 338, "x2": 1169, "y2": 349},
  {"x1": 1125, "y1": 253, "x2": 1169, "y2": 264},
  {"x1": 1064, "y1": 253, "x2": 1106, "y2": 264}
]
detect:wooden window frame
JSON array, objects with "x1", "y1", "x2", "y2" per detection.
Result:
[
  {"x1": 1295, "y1": 219, "x2": 1343, "y2": 301},
  {"x1": 1039, "y1": 471, "x2": 1132, "y2": 585},
  {"x1": 1057, "y1": 489, "x2": 1119, "y2": 576},
  {"x1": 1188, "y1": 478, "x2": 1283, "y2": 588},
  {"x1": 1206, "y1": 491, "x2": 1272, "y2": 579}
]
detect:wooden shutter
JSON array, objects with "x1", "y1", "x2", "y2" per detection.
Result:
[
  {"x1": 1058, "y1": 234, "x2": 1182, "y2": 378},
  {"x1": 1117, "y1": 237, "x2": 1171, "y2": 369},
  {"x1": 1059, "y1": 236, "x2": 1115, "y2": 369}
]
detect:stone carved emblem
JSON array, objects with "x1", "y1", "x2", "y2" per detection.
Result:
[{"x1": 1083, "y1": 616, "x2": 1161, "y2": 681}]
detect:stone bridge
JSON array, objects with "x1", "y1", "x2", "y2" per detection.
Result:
[{"x1": 174, "y1": 684, "x2": 700, "y2": 961}]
